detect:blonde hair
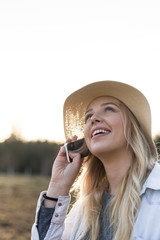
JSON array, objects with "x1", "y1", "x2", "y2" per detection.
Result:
[{"x1": 72, "y1": 101, "x2": 158, "y2": 240}]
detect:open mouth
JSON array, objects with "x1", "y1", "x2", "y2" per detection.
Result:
[{"x1": 91, "y1": 129, "x2": 110, "y2": 138}]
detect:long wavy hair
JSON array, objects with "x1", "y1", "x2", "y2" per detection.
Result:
[{"x1": 72, "y1": 100, "x2": 158, "y2": 240}]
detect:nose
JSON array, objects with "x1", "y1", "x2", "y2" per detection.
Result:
[{"x1": 90, "y1": 114, "x2": 103, "y2": 124}]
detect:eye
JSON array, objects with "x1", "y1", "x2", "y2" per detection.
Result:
[
  {"x1": 105, "y1": 106, "x2": 115, "y2": 112},
  {"x1": 85, "y1": 113, "x2": 93, "y2": 123}
]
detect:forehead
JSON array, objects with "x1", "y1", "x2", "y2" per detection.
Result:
[{"x1": 87, "y1": 96, "x2": 120, "y2": 109}]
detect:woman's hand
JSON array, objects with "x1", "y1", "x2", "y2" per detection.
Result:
[{"x1": 45, "y1": 136, "x2": 83, "y2": 207}]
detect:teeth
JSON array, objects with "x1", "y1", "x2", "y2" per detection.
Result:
[{"x1": 92, "y1": 129, "x2": 109, "y2": 137}]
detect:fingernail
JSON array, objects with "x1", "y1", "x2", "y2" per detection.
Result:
[{"x1": 60, "y1": 146, "x2": 65, "y2": 153}]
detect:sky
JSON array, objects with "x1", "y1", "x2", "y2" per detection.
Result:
[{"x1": 0, "y1": 0, "x2": 160, "y2": 142}]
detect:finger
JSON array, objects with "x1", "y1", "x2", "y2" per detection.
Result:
[
  {"x1": 66, "y1": 135, "x2": 78, "y2": 143},
  {"x1": 66, "y1": 138, "x2": 72, "y2": 143},
  {"x1": 58, "y1": 146, "x2": 66, "y2": 156},
  {"x1": 72, "y1": 135, "x2": 78, "y2": 141},
  {"x1": 69, "y1": 152, "x2": 83, "y2": 168},
  {"x1": 69, "y1": 152, "x2": 81, "y2": 162}
]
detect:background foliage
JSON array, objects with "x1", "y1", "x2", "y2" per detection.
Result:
[{"x1": 0, "y1": 134, "x2": 61, "y2": 176}]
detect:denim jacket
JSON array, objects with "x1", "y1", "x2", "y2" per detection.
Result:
[{"x1": 31, "y1": 162, "x2": 160, "y2": 240}]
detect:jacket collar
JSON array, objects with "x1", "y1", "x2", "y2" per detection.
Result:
[{"x1": 140, "y1": 162, "x2": 160, "y2": 196}]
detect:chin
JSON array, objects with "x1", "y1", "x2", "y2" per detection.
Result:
[{"x1": 89, "y1": 144, "x2": 113, "y2": 156}]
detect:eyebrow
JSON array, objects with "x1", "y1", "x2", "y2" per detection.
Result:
[{"x1": 85, "y1": 102, "x2": 119, "y2": 115}]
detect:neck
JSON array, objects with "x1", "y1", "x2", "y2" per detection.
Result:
[{"x1": 98, "y1": 147, "x2": 133, "y2": 195}]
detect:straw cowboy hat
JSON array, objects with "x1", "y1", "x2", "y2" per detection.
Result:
[{"x1": 63, "y1": 80, "x2": 152, "y2": 141}]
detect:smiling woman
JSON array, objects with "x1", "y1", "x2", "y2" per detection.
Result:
[
  {"x1": 32, "y1": 81, "x2": 160, "y2": 240},
  {"x1": 84, "y1": 97, "x2": 127, "y2": 159}
]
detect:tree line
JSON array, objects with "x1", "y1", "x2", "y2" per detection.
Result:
[
  {"x1": 0, "y1": 134, "x2": 61, "y2": 175},
  {"x1": 0, "y1": 133, "x2": 160, "y2": 175}
]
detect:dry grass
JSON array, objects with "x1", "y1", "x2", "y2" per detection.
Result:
[{"x1": 0, "y1": 174, "x2": 50, "y2": 240}]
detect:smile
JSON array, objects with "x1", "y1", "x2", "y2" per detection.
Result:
[{"x1": 91, "y1": 129, "x2": 110, "y2": 138}]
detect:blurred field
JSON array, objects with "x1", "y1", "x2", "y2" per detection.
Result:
[{"x1": 0, "y1": 174, "x2": 50, "y2": 240}]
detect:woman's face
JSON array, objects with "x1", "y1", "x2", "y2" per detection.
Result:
[{"x1": 84, "y1": 96, "x2": 128, "y2": 158}]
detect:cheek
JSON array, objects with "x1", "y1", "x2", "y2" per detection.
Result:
[
  {"x1": 111, "y1": 117, "x2": 125, "y2": 138},
  {"x1": 84, "y1": 125, "x2": 92, "y2": 147},
  {"x1": 84, "y1": 124, "x2": 89, "y2": 138}
]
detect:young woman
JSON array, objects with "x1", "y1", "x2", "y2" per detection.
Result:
[{"x1": 31, "y1": 81, "x2": 160, "y2": 240}]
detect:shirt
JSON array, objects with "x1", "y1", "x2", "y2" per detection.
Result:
[
  {"x1": 31, "y1": 162, "x2": 160, "y2": 240},
  {"x1": 38, "y1": 194, "x2": 113, "y2": 240}
]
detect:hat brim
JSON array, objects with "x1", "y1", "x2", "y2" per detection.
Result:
[{"x1": 63, "y1": 81, "x2": 151, "y2": 139}]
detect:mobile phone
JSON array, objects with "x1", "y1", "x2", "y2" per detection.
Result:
[{"x1": 64, "y1": 138, "x2": 89, "y2": 163}]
